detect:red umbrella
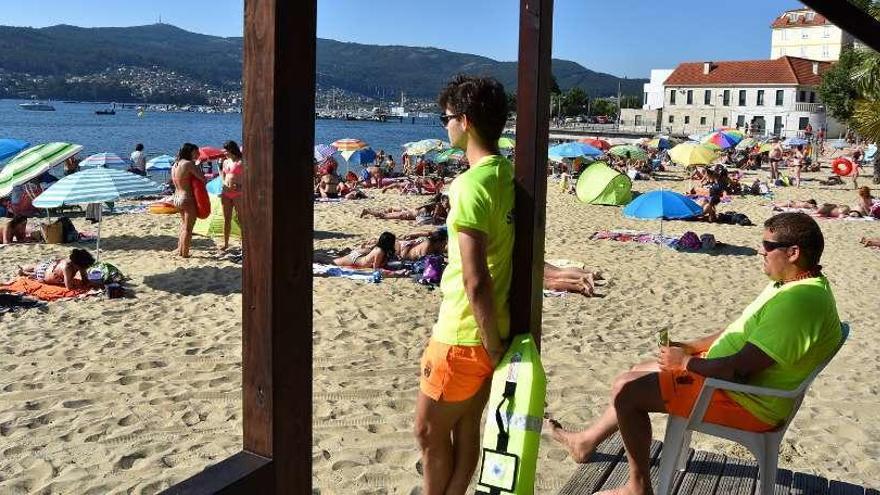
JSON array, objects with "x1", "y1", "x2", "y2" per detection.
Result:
[
  {"x1": 199, "y1": 146, "x2": 225, "y2": 161},
  {"x1": 578, "y1": 138, "x2": 611, "y2": 151}
]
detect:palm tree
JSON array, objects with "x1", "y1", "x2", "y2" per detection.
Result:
[{"x1": 849, "y1": 2, "x2": 880, "y2": 183}]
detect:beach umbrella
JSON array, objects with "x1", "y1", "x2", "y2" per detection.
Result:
[
  {"x1": 80, "y1": 152, "x2": 129, "y2": 170},
  {"x1": 669, "y1": 142, "x2": 717, "y2": 166},
  {"x1": 646, "y1": 138, "x2": 673, "y2": 150},
  {"x1": 404, "y1": 139, "x2": 446, "y2": 156},
  {"x1": 498, "y1": 136, "x2": 516, "y2": 149},
  {"x1": 0, "y1": 139, "x2": 30, "y2": 162},
  {"x1": 783, "y1": 137, "x2": 808, "y2": 147},
  {"x1": 32, "y1": 167, "x2": 163, "y2": 261},
  {"x1": 332, "y1": 138, "x2": 368, "y2": 160},
  {"x1": 867, "y1": 144, "x2": 877, "y2": 160},
  {"x1": 548, "y1": 142, "x2": 602, "y2": 160},
  {"x1": 436, "y1": 148, "x2": 465, "y2": 163},
  {"x1": 702, "y1": 131, "x2": 742, "y2": 150},
  {"x1": 608, "y1": 145, "x2": 649, "y2": 161},
  {"x1": 624, "y1": 189, "x2": 702, "y2": 242},
  {"x1": 146, "y1": 154, "x2": 176, "y2": 171},
  {"x1": 314, "y1": 144, "x2": 336, "y2": 162},
  {"x1": 0, "y1": 142, "x2": 83, "y2": 198},
  {"x1": 735, "y1": 138, "x2": 759, "y2": 151},
  {"x1": 346, "y1": 147, "x2": 377, "y2": 166},
  {"x1": 198, "y1": 146, "x2": 226, "y2": 161},
  {"x1": 687, "y1": 131, "x2": 709, "y2": 142},
  {"x1": 758, "y1": 142, "x2": 774, "y2": 153},
  {"x1": 578, "y1": 138, "x2": 611, "y2": 151}
]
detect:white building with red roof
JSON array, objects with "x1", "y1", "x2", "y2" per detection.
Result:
[{"x1": 770, "y1": 8, "x2": 854, "y2": 61}]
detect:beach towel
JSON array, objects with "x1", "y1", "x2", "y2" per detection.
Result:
[
  {"x1": 0, "y1": 277, "x2": 101, "y2": 301},
  {"x1": 314, "y1": 197, "x2": 343, "y2": 203},
  {"x1": 591, "y1": 230, "x2": 679, "y2": 249},
  {"x1": 312, "y1": 264, "x2": 381, "y2": 283}
]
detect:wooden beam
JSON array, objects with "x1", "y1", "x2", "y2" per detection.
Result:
[
  {"x1": 800, "y1": 0, "x2": 880, "y2": 53},
  {"x1": 162, "y1": 452, "x2": 272, "y2": 494},
  {"x1": 510, "y1": 0, "x2": 553, "y2": 346},
  {"x1": 241, "y1": 0, "x2": 316, "y2": 492}
]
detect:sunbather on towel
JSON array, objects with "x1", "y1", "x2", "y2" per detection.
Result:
[
  {"x1": 547, "y1": 213, "x2": 842, "y2": 495},
  {"x1": 18, "y1": 248, "x2": 97, "y2": 290},
  {"x1": 816, "y1": 203, "x2": 859, "y2": 218},
  {"x1": 0, "y1": 215, "x2": 28, "y2": 244},
  {"x1": 772, "y1": 199, "x2": 817, "y2": 210},
  {"x1": 331, "y1": 232, "x2": 409, "y2": 277},
  {"x1": 543, "y1": 262, "x2": 604, "y2": 297},
  {"x1": 358, "y1": 227, "x2": 449, "y2": 261}
]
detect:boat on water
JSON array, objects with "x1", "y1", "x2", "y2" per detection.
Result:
[
  {"x1": 95, "y1": 109, "x2": 116, "y2": 115},
  {"x1": 19, "y1": 102, "x2": 56, "y2": 111}
]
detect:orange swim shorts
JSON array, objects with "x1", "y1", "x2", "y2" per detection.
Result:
[
  {"x1": 659, "y1": 368, "x2": 776, "y2": 433},
  {"x1": 419, "y1": 339, "x2": 493, "y2": 402}
]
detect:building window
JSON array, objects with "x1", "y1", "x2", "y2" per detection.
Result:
[
  {"x1": 782, "y1": 29, "x2": 790, "y2": 41},
  {"x1": 809, "y1": 91, "x2": 816, "y2": 103},
  {"x1": 799, "y1": 117, "x2": 810, "y2": 130},
  {"x1": 723, "y1": 90, "x2": 730, "y2": 106},
  {"x1": 806, "y1": 12, "x2": 815, "y2": 21},
  {"x1": 823, "y1": 26, "x2": 831, "y2": 38},
  {"x1": 798, "y1": 90, "x2": 806, "y2": 102},
  {"x1": 670, "y1": 90, "x2": 676, "y2": 105},
  {"x1": 722, "y1": 117, "x2": 729, "y2": 126},
  {"x1": 776, "y1": 90, "x2": 784, "y2": 106},
  {"x1": 686, "y1": 90, "x2": 693, "y2": 105},
  {"x1": 774, "y1": 116, "x2": 783, "y2": 135},
  {"x1": 736, "y1": 115, "x2": 745, "y2": 128},
  {"x1": 704, "y1": 90, "x2": 712, "y2": 105},
  {"x1": 700, "y1": 116, "x2": 707, "y2": 125},
  {"x1": 684, "y1": 116, "x2": 690, "y2": 124},
  {"x1": 801, "y1": 29, "x2": 809, "y2": 39},
  {"x1": 669, "y1": 115, "x2": 674, "y2": 123},
  {"x1": 800, "y1": 46, "x2": 807, "y2": 57},
  {"x1": 757, "y1": 90, "x2": 765, "y2": 106},
  {"x1": 822, "y1": 45, "x2": 830, "y2": 58},
  {"x1": 635, "y1": 115, "x2": 642, "y2": 126},
  {"x1": 644, "y1": 92, "x2": 648, "y2": 104},
  {"x1": 739, "y1": 90, "x2": 747, "y2": 106}
]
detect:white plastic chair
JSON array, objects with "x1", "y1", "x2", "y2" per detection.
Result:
[{"x1": 656, "y1": 322, "x2": 849, "y2": 495}]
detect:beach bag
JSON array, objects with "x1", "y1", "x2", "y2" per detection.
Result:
[
  {"x1": 677, "y1": 231, "x2": 702, "y2": 251},
  {"x1": 420, "y1": 255, "x2": 445, "y2": 285},
  {"x1": 40, "y1": 219, "x2": 65, "y2": 244},
  {"x1": 87, "y1": 262, "x2": 126, "y2": 285}
]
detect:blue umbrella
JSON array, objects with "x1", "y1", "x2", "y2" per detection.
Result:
[
  {"x1": 0, "y1": 139, "x2": 30, "y2": 162},
  {"x1": 206, "y1": 176, "x2": 224, "y2": 196},
  {"x1": 623, "y1": 190, "x2": 702, "y2": 220},
  {"x1": 783, "y1": 137, "x2": 808, "y2": 147},
  {"x1": 548, "y1": 142, "x2": 602, "y2": 160},
  {"x1": 345, "y1": 147, "x2": 377, "y2": 166},
  {"x1": 146, "y1": 154, "x2": 176, "y2": 171},
  {"x1": 33, "y1": 167, "x2": 163, "y2": 260}
]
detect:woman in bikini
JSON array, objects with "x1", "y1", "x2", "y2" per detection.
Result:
[
  {"x1": 171, "y1": 143, "x2": 205, "y2": 258},
  {"x1": 1, "y1": 215, "x2": 28, "y2": 244},
  {"x1": 18, "y1": 248, "x2": 96, "y2": 289},
  {"x1": 360, "y1": 193, "x2": 450, "y2": 225},
  {"x1": 543, "y1": 262, "x2": 604, "y2": 297},
  {"x1": 332, "y1": 232, "x2": 408, "y2": 276},
  {"x1": 220, "y1": 140, "x2": 245, "y2": 251}
]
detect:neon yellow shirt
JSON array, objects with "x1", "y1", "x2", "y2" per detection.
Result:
[
  {"x1": 705, "y1": 276, "x2": 841, "y2": 425},
  {"x1": 432, "y1": 155, "x2": 515, "y2": 346}
]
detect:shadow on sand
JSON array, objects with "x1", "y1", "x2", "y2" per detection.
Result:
[
  {"x1": 99, "y1": 235, "x2": 215, "y2": 252},
  {"x1": 143, "y1": 266, "x2": 241, "y2": 296},
  {"x1": 315, "y1": 230, "x2": 357, "y2": 241}
]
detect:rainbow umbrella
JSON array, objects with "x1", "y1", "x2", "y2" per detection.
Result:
[
  {"x1": 701, "y1": 131, "x2": 742, "y2": 149},
  {"x1": 498, "y1": 136, "x2": 516, "y2": 149},
  {"x1": 669, "y1": 143, "x2": 717, "y2": 166},
  {"x1": 608, "y1": 145, "x2": 648, "y2": 161}
]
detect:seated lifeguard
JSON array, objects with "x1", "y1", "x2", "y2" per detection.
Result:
[{"x1": 548, "y1": 212, "x2": 842, "y2": 495}]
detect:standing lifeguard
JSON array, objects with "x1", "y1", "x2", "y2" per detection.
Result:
[{"x1": 414, "y1": 75, "x2": 515, "y2": 494}]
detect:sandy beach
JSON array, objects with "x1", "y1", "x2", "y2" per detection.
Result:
[{"x1": 1, "y1": 165, "x2": 879, "y2": 494}]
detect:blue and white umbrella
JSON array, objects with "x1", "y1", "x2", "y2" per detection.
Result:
[
  {"x1": 783, "y1": 137, "x2": 808, "y2": 147},
  {"x1": 33, "y1": 167, "x2": 163, "y2": 260},
  {"x1": 146, "y1": 154, "x2": 176, "y2": 171},
  {"x1": 80, "y1": 152, "x2": 129, "y2": 170}
]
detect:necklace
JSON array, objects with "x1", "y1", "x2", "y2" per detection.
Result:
[{"x1": 775, "y1": 265, "x2": 822, "y2": 287}]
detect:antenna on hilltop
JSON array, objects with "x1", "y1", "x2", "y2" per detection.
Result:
[{"x1": 158, "y1": 14, "x2": 163, "y2": 24}]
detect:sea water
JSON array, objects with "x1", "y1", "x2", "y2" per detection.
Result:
[{"x1": 0, "y1": 99, "x2": 446, "y2": 178}]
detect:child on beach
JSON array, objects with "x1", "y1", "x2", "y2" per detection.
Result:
[{"x1": 18, "y1": 248, "x2": 96, "y2": 289}]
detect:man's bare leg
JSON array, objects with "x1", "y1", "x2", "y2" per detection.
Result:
[
  {"x1": 445, "y1": 383, "x2": 490, "y2": 494},
  {"x1": 547, "y1": 362, "x2": 658, "y2": 463},
  {"x1": 414, "y1": 392, "x2": 474, "y2": 495},
  {"x1": 595, "y1": 372, "x2": 667, "y2": 495}
]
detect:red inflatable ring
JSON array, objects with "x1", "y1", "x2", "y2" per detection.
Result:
[
  {"x1": 832, "y1": 158, "x2": 853, "y2": 176},
  {"x1": 191, "y1": 177, "x2": 211, "y2": 219}
]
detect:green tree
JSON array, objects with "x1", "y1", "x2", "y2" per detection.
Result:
[
  {"x1": 619, "y1": 95, "x2": 642, "y2": 109},
  {"x1": 590, "y1": 98, "x2": 617, "y2": 118},
  {"x1": 818, "y1": 48, "x2": 861, "y2": 124},
  {"x1": 847, "y1": 0, "x2": 880, "y2": 183},
  {"x1": 562, "y1": 87, "x2": 588, "y2": 116}
]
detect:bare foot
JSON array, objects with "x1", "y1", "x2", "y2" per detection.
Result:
[
  {"x1": 594, "y1": 481, "x2": 653, "y2": 495},
  {"x1": 545, "y1": 418, "x2": 598, "y2": 463}
]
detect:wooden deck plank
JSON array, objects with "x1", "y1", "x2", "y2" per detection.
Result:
[
  {"x1": 828, "y1": 479, "x2": 866, "y2": 495},
  {"x1": 557, "y1": 435, "x2": 625, "y2": 495},
  {"x1": 674, "y1": 451, "x2": 726, "y2": 495},
  {"x1": 790, "y1": 472, "x2": 830, "y2": 495},
  {"x1": 716, "y1": 455, "x2": 758, "y2": 495},
  {"x1": 595, "y1": 439, "x2": 662, "y2": 492}
]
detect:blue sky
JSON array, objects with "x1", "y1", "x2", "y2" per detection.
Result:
[{"x1": 4, "y1": 0, "x2": 805, "y2": 78}]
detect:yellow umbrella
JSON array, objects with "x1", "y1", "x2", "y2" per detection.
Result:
[{"x1": 669, "y1": 143, "x2": 717, "y2": 166}]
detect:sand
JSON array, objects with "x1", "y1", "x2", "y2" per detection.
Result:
[{"x1": 1, "y1": 163, "x2": 879, "y2": 494}]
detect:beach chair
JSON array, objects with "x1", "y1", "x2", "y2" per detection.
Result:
[{"x1": 656, "y1": 322, "x2": 849, "y2": 495}]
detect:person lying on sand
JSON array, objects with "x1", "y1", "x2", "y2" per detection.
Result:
[
  {"x1": 380, "y1": 176, "x2": 441, "y2": 195},
  {"x1": 543, "y1": 262, "x2": 604, "y2": 297},
  {"x1": 0, "y1": 215, "x2": 28, "y2": 244},
  {"x1": 360, "y1": 193, "x2": 450, "y2": 225},
  {"x1": 330, "y1": 232, "x2": 409, "y2": 277},
  {"x1": 861, "y1": 237, "x2": 880, "y2": 248},
  {"x1": 772, "y1": 199, "x2": 817, "y2": 210},
  {"x1": 815, "y1": 203, "x2": 859, "y2": 218},
  {"x1": 18, "y1": 248, "x2": 96, "y2": 290},
  {"x1": 546, "y1": 213, "x2": 842, "y2": 495},
  {"x1": 359, "y1": 228, "x2": 449, "y2": 261}
]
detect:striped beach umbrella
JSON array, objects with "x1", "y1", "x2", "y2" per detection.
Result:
[
  {"x1": 314, "y1": 144, "x2": 336, "y2": 162},
  {"x1": 33, "y1": 167, "x2": 163, "y2": 260},
  {"x1": 146, "y1": 154, "x2": 176, "y2": 171},
  {"x1": 735, "y1": 138, "x2": 759, "y2": 151},
  {"x1": 498, "y1": 136, "x2": 516, "y2": 150},
  {"x1": 404, "y1": 139, "x2": 445, "y2": 156},
  {"x1": 0, "y1": 139, "x2": 30, "y2": 161},
  {"x1": 0, "y1": 142, "x2": 83, "y2": 198},
  {"x1": 80, "y1": 152, "x2": 129, "y2": 169},
  {"x1": 436, "y1": 147, "x2": 465, "y2": 163},
  {"x1": 608, "y1": 145, "x2": 648, "y2": 161},
  {"x1": 332, "y1": 138, "x2": 368, "y2": 160}
]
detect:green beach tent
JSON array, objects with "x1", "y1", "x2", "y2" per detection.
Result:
[
  {"x1": 194, "y1": 195, "x2": 241, "y2": 239},
  {"x1": 575, "y1": 161, "x2": 632, "y2": 205}
]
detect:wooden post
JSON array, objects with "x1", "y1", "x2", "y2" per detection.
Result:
[
  {"x1": 241, "y1": 0, "x2": 315, "y2": 491},
  {"x1": 510, "y1": 0, "x2": 554, "y2": 347}
]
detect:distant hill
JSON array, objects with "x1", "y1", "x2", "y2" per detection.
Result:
[{"x1": 0, "y1": 23, "x2": 645, "y2": 99}]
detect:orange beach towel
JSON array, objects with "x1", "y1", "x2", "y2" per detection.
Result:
[{"x1": 0, "y1": 277, "x2": 95, "y2": 301}]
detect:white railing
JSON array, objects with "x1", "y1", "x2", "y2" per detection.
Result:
[{"x1": 794, "y1": 102, "x2": 822, "y2": 112}]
